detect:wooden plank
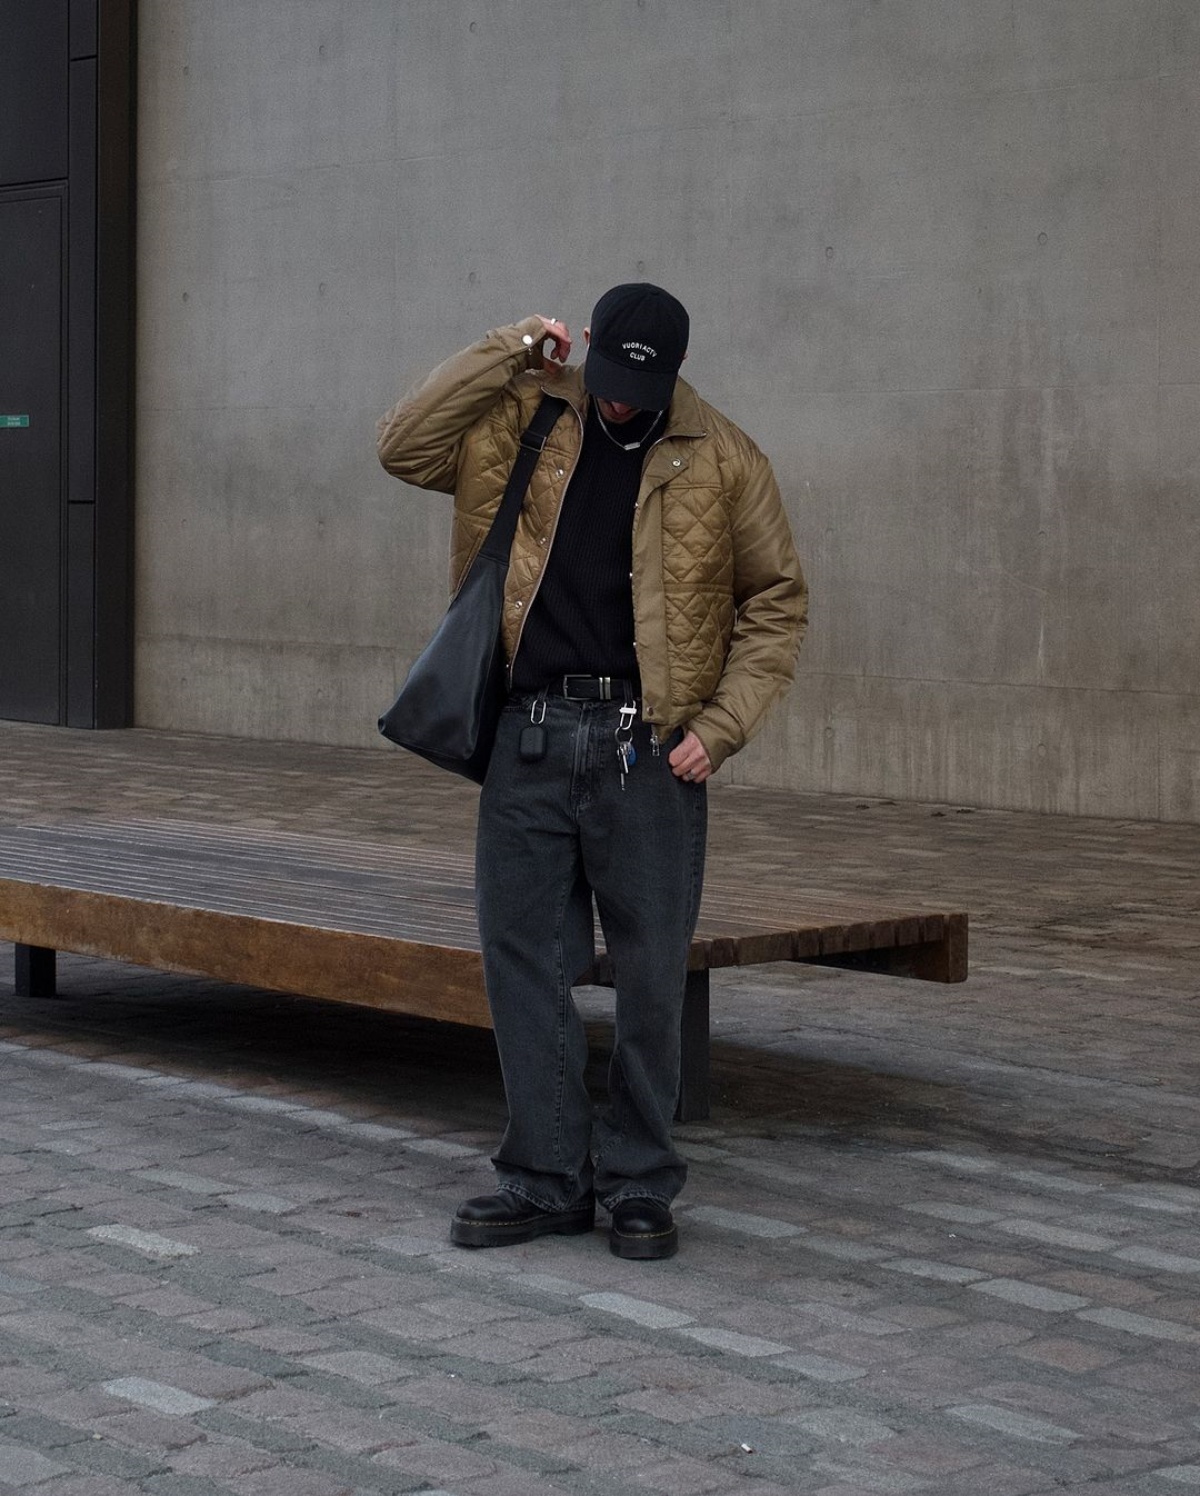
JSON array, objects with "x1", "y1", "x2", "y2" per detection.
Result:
[
  {"x1": 0, "y1": 828, "x2": 937, "y2": 918},
  {"x1": 911, "y1": 912, "x2": 968, "y2": 981},
  {"x1": 720, "y1": 927, "x2": 804, "y2": 967}
]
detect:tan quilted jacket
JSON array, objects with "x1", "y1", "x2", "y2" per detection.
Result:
[{"x1": 377, "y1": 316, "x2": 807, "y2": 770}]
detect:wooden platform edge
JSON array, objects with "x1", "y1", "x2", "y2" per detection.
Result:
[
  {"x1": 807, "y1": 912, "x2": 968, "y2": 983},
  {"x1": 0, "y1": 878, "x2": 493, "y2": 1028}
]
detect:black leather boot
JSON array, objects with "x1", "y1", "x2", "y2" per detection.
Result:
[
  {"x1": 609, "y1": 1198, "x2": 678, "y2": 1259},
  {"x1": 450, "y1": 1190, "x2": 595, "y2": 1248}
]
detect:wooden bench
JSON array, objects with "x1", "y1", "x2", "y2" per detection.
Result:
[{"x1": 0, "y1": 819, "x2": 968, "y2": 1121}]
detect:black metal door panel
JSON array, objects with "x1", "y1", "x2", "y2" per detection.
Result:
[
  {"x1": 0, "y1": 194, "x2": 63, "y2": 723},
  {"x1": 0, "y1": 0, "x2": 69, "y2": 186}
]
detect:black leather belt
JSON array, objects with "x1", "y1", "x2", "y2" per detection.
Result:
[{"x1": 557, "y1": 675, "x2": 638, "y2": 701}]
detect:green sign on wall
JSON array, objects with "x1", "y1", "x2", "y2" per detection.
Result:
[{"x1": 2, "y1": 415, "x2": 30, "y2": 428}]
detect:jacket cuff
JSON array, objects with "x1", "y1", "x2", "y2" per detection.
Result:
[
  {"x1": 686, "y1": 703, "x2": 744, "y2": 773},
  {"x1": 509, "y1": 316, "x2": 549, "y2": 371}
]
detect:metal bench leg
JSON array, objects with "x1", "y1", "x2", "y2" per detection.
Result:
[
  {"x1": 14, "y1": 945, "x2": 57, "y2": 998},
  {"x1": 676, "y1": 968, "x2": 710, "y2": 1122}
]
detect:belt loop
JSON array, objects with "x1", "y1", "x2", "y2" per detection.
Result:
[{"x1": 600, "y1": 675, "x2": 611, "y2": 701}]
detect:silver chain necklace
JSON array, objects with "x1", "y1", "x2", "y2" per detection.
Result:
[{"x1": 594, "y1": 405, "x2": 665, "y2": 452}]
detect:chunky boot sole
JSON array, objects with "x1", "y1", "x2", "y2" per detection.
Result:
[
  {"x1": 609, "y1": 1220, "x2": 679, "y2": 1260},
  {"x1": 450, "y1": 1203, "x2": 595, "y2": 1249}
]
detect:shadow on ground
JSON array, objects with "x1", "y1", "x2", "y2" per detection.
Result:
[{"x1": 3, "y1": 951, "x2": 1164, "y2": 1182}]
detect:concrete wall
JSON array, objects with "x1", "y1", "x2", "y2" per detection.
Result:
[{"x1": 136, "y1": 1, "x2": 1200, "y2": 820}]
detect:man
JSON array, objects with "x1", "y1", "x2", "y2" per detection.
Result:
[{"x1": 378, "y1": 284, "x2": 806, "y2": 1259}]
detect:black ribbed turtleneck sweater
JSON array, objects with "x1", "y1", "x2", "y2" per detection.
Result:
[{"x1": 510, "y1": 403, "x2": 662, "y2": 694}]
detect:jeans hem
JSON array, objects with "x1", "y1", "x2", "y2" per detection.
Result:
[
  {"x1": 495, "y1": 1177, "x2": 594, "y2": 1214},
  {"x1": 601, "y1": 1189, "x2": 675, "y2": 1213}
]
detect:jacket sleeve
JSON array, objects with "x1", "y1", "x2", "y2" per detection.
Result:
[
  {"x1": 687, "y1": 449, "x2": 808, "y2": 771},
  {"x1": 376, "y1": 317, "x2": 549, "y2": 493}
]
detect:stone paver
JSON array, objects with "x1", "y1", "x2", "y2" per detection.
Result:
[
  {"x1": 86, "y1": 1225, "x2": 199, "y2": 1259},
  {"x1": 0, "y1": 1443, "x2": 73, "y2": 1486},
  {"x1": 970, "y1": 1279, "x2": 1092, "y2": 1313},
  {"x1": 101, "y1": 1378, "x2": 217, "y2": 1416},
  {"x1": 1, "y1": 723, "x2": 1200, "y2": 1493}
]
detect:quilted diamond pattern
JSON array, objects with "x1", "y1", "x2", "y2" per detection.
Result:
[{"x1": 379, "y1": 319, "x2": 806, "y2": 770}]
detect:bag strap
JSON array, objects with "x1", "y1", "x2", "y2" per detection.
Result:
[{"x1": 476, "y1": 395, "x2": 569, "y2": 565}]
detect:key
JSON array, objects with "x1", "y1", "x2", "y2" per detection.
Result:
[{"x1": 615, "y1": 704, "x2": 639, "y2": 789}]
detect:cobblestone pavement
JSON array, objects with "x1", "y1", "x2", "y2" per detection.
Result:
[{"x1": 0, "y1": 723, "x2": 1198, "y2": 1495}]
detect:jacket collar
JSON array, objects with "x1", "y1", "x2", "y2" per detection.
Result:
[{"x1": 543, "y1": 365, "x2": 707, "y2": 440}]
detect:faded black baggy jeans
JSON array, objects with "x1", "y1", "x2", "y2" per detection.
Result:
[{"x1": 475, "y1": 694, "x2": 707, "y2": 1212}]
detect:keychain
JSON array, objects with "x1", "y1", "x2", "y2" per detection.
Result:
[
  {"x1": 520, "y1": 695, "x2": 548, "y2": 762},
  {"x1": 615, "y1": 703, "x2": 638, "y2": 789}
]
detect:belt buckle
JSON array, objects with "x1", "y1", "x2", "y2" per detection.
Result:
[{"x1": 562, "y1": 674, "x2": 611, "y2": 700}]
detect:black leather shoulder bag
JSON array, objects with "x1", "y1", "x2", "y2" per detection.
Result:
[{"x1": 378, "y1": 394, "x2": 567, "y2": 783}]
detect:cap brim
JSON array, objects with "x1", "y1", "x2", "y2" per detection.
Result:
[{"x1": 583, "y1": 346, "x2": 678, "y2": 411}]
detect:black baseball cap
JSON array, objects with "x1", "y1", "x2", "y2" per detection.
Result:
[{"x1": 583, "y1": 282, "x2": 690, "y2": 411}]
